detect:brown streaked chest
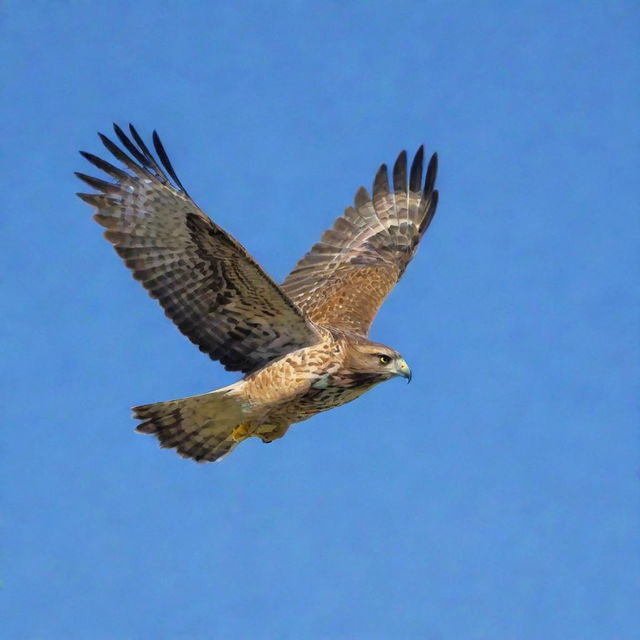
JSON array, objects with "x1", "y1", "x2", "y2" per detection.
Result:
[
  {"x1": 268, "y1": 367, "x2": 381, "y2": 424},
  {"x1": 241, "y1": 330, "x2": 341, "y2": 405}
]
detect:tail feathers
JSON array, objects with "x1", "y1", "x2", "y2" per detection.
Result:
[{"x1": 133, "y1": 389, "x2": 247, "y2": 463}]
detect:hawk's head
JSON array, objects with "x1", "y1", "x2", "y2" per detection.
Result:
[{"x1": 341, "y1": 341, "x2": 412, "y2": 387}]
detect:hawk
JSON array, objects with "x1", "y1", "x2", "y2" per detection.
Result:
[{"x1": 76, "y1": 124, "x2": 439, "y2": 462}]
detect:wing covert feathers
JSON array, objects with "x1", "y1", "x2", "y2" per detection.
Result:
[
  {"x1": 77, "y1": 124, "x2": 319, "y2": 374},
  {"x1": 282, "y1": 147, "x2": 438, "y2": 335}
]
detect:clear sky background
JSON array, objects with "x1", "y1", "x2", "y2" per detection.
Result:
[{"x1": 2, "y1": 1, "x2": 638, "y2": 638}]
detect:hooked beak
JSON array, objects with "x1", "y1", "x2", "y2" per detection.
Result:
[{"x1": 394, "y1": 358, "x2": 412, "y2": 383}]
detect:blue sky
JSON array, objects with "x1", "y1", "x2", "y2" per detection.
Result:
[{"x1": 2, "y1": 1, "x2": 638, "y2": 638}]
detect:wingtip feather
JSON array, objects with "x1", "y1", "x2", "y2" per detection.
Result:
[
  {"x1": 409, "y1": 146, "x2": 424, "y2": 192},
  {"x1": 393, "y1": 150, "x2": 408, "y2": 191},
  {"x1": 424, "y1": 152, "x2": 438, "y2": 193},
  {"x1": 152, "y1": 129, "x2": 189, "y2": 194},
  {"x1": 76, "y1": 192, "x2": 98, "y2": 205},
  {"x1": 372, "y1": 163, "x2": 389, "y2": 196},
  {"x1": 354, "y1": 185, "x2": 371, "y2": 207}
]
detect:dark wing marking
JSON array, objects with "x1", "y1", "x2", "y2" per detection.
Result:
[{"x1": 77, "y1": 124, "x2": 319, "y2": 374}]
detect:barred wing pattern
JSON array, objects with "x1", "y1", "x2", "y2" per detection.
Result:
[
  {"x1": 77, "y1": 125, "x2": 319, "y2": 374},
  {"x1": 282, "y1": 147, "x2": 438, "y2": 335}
]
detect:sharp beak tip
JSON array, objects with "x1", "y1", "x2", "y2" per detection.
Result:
[{"x1": 396, "y1": 360, "x2": 412, "y2": 383}]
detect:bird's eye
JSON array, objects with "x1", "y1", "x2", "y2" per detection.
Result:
[{"x1": 378, "y1": 354, "x2": 391, "y2": 366}]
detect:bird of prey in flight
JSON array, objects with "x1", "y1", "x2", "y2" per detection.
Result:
[{"x1": 76, "y1": 125, "x2": 438, "y2": 462}]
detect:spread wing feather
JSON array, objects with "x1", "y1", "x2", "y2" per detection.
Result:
[
  {"x1": 282, "y1": 147, "x2": 438, "y2": 335},
  {"x1": 77, "y1": 124, "x2": 319, "y2": 374}
]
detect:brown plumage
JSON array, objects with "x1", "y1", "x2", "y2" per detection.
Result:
[{"x1": 76, "y1": 124, "x2": 439, "y2": 462}]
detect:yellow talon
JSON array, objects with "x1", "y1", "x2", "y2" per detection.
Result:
[{"x1": 231, "y1": 422, "x2": 252, "y2": 442}]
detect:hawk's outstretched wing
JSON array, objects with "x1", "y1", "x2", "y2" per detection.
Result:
[
  {"x1": 77, "y1": 124, "x2": 319, "y2": 374},
  {"x1": 281, "y1": 147, "x2": 438, "y2": 335}
]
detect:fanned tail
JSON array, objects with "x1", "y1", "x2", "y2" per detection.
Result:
[{"x1": 133, "y1": 387, "x2": 248, "y2": 463}]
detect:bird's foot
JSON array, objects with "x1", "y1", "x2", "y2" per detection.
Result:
[
  {"x1": 231, "y1": 422, "x2": 252, "y2": 442},
  {"x1": 258, "y1": 424, "x2": 290, "y2": 444}
]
